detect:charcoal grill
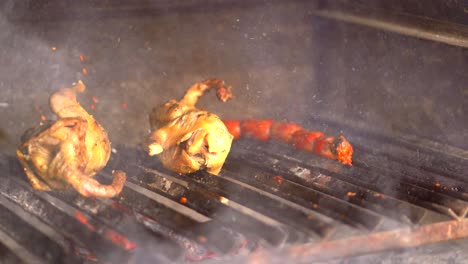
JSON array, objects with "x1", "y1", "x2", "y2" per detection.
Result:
[
  {"x1": 2, "y1": 125, "x2": 468, "y2": 263},
  {"x1": 0, "y1": 0, "x2": 467, "y2": 263}
]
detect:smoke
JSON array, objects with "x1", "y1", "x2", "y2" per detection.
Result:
[
  {"x1": 0, "y1": 7, "x2": 85, "y2": 153},
  {"x1": 1, "y1": 1, "x2": 467, "y2": 263}
]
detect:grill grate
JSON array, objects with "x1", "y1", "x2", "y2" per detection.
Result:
[{"x1": 1, "y1": 127, "x2": 468, "y2": 263}]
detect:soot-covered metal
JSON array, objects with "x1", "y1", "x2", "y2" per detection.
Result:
[
  {"x1": 2, "y1": 133, "x2": 468, "y2": 263},
  {"x1": 0, "y1": 0, "x2": 467, "y2": 263}
]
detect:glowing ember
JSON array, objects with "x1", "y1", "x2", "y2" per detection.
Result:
[
  {"x1": 373, "y1": 193, "x2": 385, "y2": 198},
  {"x1": 198, "y1": 235, "x2": 207, "y2": 243},
  {"x1": 80, "y1": 55, "x2": 85, "y2": 61},
  {"x1": 434, "y1": 183, "x2": 441, "y2": 187},
  {"x1": 92, "y1": 97, "x2": 99, "y2": 103},
  {"x1": 311, "y1": 203, "x2": 318, "y2": 208},
  {"x1": 91, "y1": 104, "x2": 95, "y2": 110},
  {"x1": 74, "y1": 211, "x2": 96, "y2": 231},
  {"x1": 104, "y1": 230, "x2": 137, "y2": 250},
  {"x1": 75, "y1": 211, "x2": 136, "y2": 251},
  {"x1": 273, "y1": 175, "x2": 283, "y2": 184},
  {"x1": 51, "y1": 47, "x2": 57, "y2": 51},
  {"x1": 180, "y1": 196, "x2": 188, "y2": 204},
  {"x1": 40, "y1": 115, "x2": 46, "y2": 121},
  {"x1": 109, "y1": 201, "x2": 133, "y2": 215},
  {"x1": 219, "y1": 196, "x2": 229, "y2": 204},
  {"x1": 122, "y1": 102, "x2": 127, "y2": 108},
  {"x1": 346, "y1": 192, "x2": 357, "y2": 197},
  {"x1": 82, "y1": 68, "x2": 88, "y2": 75}
]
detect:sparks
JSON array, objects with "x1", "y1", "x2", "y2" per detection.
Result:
[
  {"x1": 92, "y1": 96, "x2": 98, "y2": 103},
  {"x1": 82, "y1": 68, "x2": 88, "y2": 75},
  {"x1": 51, "y1": 46, "x2": 57, "y2": 51},
  {"x1": 273, "y1": 175, "x2": 283, "y2": 185},
  {"x1": 122, "y1": 102, "x2": 127, "y2": 108},
  {"x1": 40, "y1": 115, "x2": 46, "y2": 121},
  {"x1": 179, "y1": 196, "x2": 188, "y2": 204},
  {"x1": 91, "y1": 104, "x2": 95, "y2": 110},
  {"x1": 346, "y1": 192, "x2": 357, "y2": 197},
  {"x1": 80, "y1": 55, "x2": 85, "y2": 61}
]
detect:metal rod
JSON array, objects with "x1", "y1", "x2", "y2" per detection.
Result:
[
  {"x1": 287, "y1": 219, "x2": 468, "y2": 261},
  {"x1": 312, "y1": 10, "x2": 468, "y2": 48},
  {"x1": 0, "y1": 228, "x2": 46, "y2": 264}
]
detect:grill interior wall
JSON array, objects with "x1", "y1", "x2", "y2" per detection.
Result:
[{"x1": 0, "y1": 0, "x2": 467, "y2": 153}]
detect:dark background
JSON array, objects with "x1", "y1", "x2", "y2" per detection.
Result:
[
  {"x1": 0, "y1": 1, "x2": 467, "y2": 263},
  {"x1": 0, "y1": 0, "x2": 467, "y2": 155}
]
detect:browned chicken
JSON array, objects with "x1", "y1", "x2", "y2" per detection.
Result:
[
  {"x1": 146, "y1": 79, "x2": 234, "y2": 175},
  {"x1": 16, "y1": 81, "x2": 126, "y2": 198}
]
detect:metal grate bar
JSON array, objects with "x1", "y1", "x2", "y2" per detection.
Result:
[
  {"x1": 353, "y1": 146, "x2": 468, "y2": 200},
  {"x1": 350, "y1": 134, "x2": 468, "y2": 183},
  {"x1": 0, "y1": 195, "x2": 75, "y2": 263},
  {"x1": 2, "y1": 117, "x2": 468, "y2": 263},
  {"x1": 46, "y1": 191, "x2": 185, "y2": 261},
  {"x1": 0, "y1": 175, "x2": 132, "y2": 262},
  {"x1": 100, "y1": 172, "x2": 247, "y2": 255},
  {"x1": 229, "y1": 151, "x2": 429, "y2": 226},
  {"x1": 163, "y1": 167, "x2": 341, "y2": 239},
  {"x1": 125, "y1": 168, "x2": 289, "y2": 246},
  {"x1": 0, "y1": 228, "x2": 45, "y2": 264},
  {"x1": 0, "y1": 241, "x2": 24, "y2": 264},
  {"x1": 240, "y1": 140, "x2": 468, "y2": 220},
  {"x1": 222, "y1": 155, "x2": 387, "y2": 231}
]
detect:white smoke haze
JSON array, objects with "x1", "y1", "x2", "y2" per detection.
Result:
[
  {"x1": 0, "y1": 7, "x2": 85, "y2": 153},
  {"x1": 0, "y1": 1, "x2": 467, "y2": 263}
]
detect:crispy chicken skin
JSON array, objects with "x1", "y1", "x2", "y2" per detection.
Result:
[
  {"x1": 16, "y1": 81, "x2": 126, "y2": 198},
  {"x1": 146, "y1": 79, "x2": 234, "y2": 175}
]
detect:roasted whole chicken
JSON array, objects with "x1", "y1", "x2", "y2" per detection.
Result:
[
  {"x1": 223, "y1": 120, "x2": 353, "y2": 165},
  {"x1": 146, "y1": 79, "x2": 234, "y2": 175},
  {"x1": 16, "y1": 81, "x2": 126, "y2": 198}
]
